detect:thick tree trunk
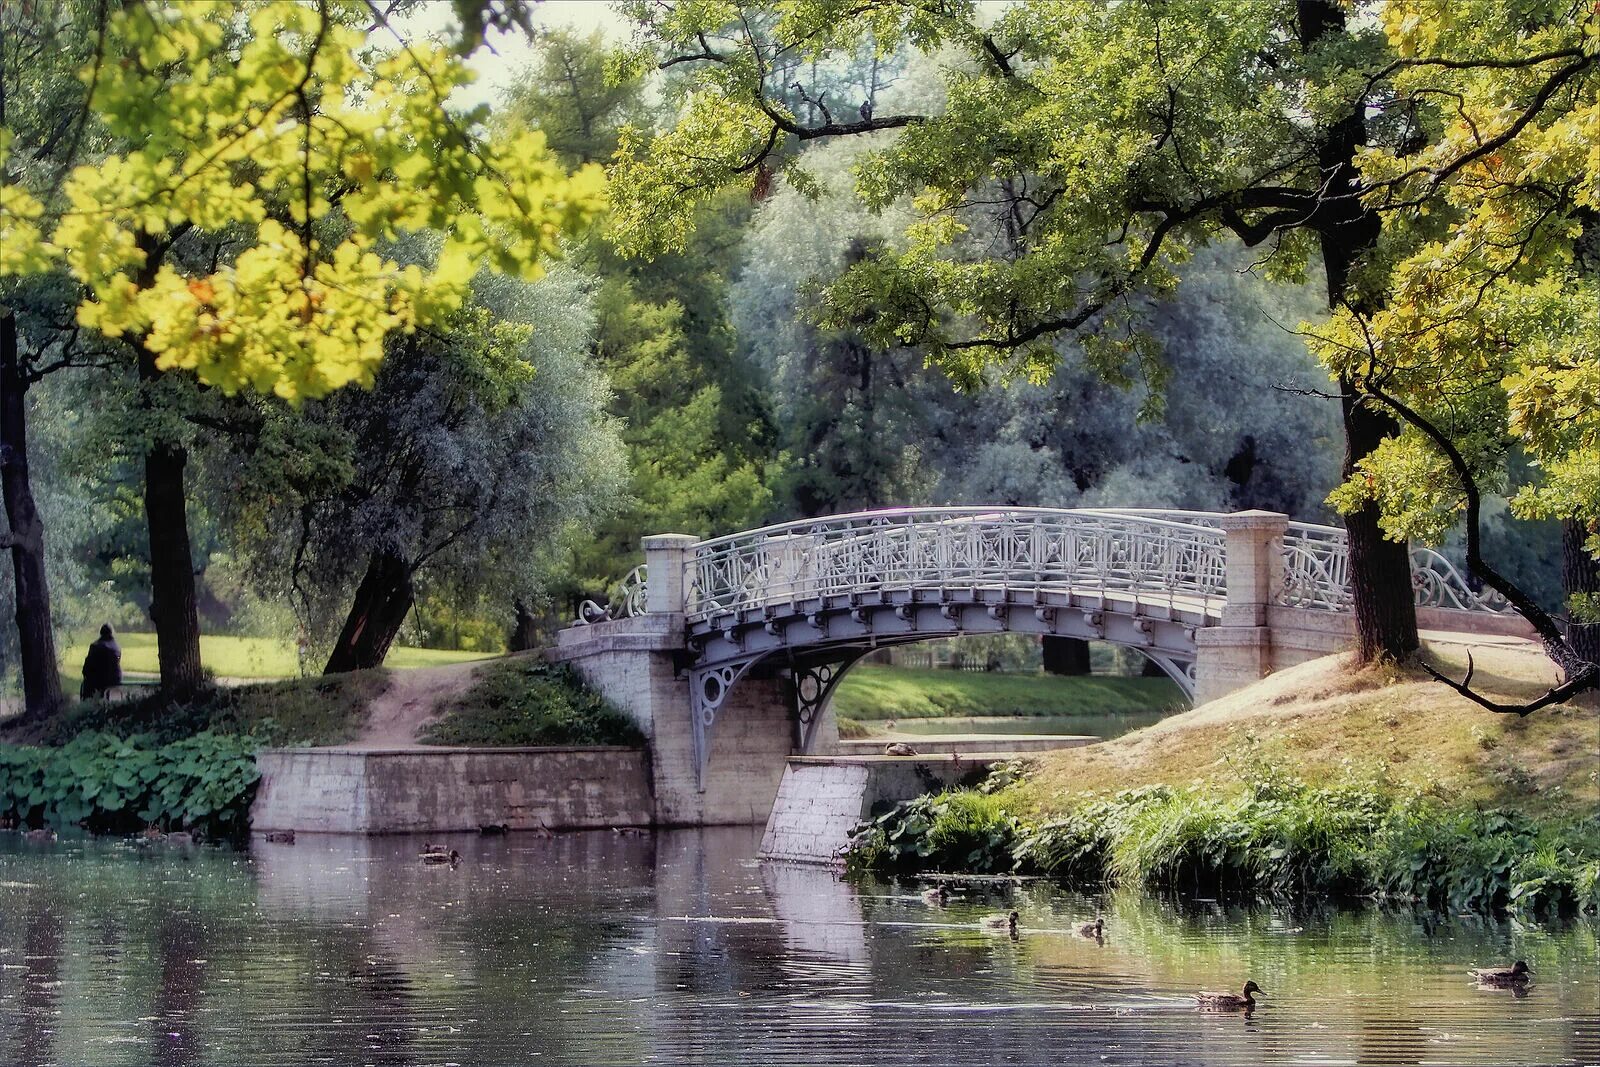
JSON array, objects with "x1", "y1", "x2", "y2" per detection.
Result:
[
  {"x1": 324, "y1": 549, "x2": 415, "y2": 674},
  {"x1": 1041, "y1": 636, "x2": 1091, "y2": 676},
  {"x1": 1, "y1": 313, "x2": 64, "y2": 714},
  {"x1": 1297, "y1": 0, "x2": 1420, "y2": 663},
  {"x1": 1562, "y1": 518, "x2": 1600, "y2": 666},
  {"x1": 138, "y1": 347, "x2": 205, "y2": 693},
  {"x1": 1341, "y1": 387, "x2": 1420, "y2": 661},
  {"x1": 509, "y1": 598, "x2": 539, "y2": 652}
]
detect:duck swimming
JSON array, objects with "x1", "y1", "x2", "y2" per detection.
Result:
[
  {"x1": 921, "y1": 886, "x2": 949, "y2": 906},
  {"x1": 1195, "y1": 981, "x2": 1262, "y2": 1011},
  {"x1": 980, "y1": 910, "x2": 1019, "y2": 934},
  {"x1": 1470, "y1": 961, "x2": 1530, "y2": 986},
  {"x1": 421, "y1": 848, "x2": 461, "y2": 867},
  {"x1": 1075, "y1": 917, "x2": 1104, "y2": 939}
]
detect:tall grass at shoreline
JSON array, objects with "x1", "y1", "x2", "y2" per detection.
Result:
[{"x1": 847, "y1": 766, "x2": 1600, "y2": 916}]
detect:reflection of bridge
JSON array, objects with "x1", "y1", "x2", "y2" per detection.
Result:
[{"x1": 555, "y1": 507, "x2": 1528, "y2": 827}]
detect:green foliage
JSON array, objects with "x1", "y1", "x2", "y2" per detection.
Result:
[
  {"x1": 848, "y1": 773, "x2": 1600, "y2": 916},
  {"x1": 0, "y1": 731, "x2": 261, "y2": 838},
  {"x1": 835, "y1": 716, "x2": 871, "y2": 739},
  {"x1": 419, "y1": 660, "x2": 644, "y2": 747},
  {"x1": 847, "y1": 791, "x2": 1022, "y2": 875}
]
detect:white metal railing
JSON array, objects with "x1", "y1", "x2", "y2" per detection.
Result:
[
  {"x1": 574, "y1": 564, "x2": 648, "y2": 625},
  {"x1": 1278, "y1": 521, "x2": 1512, "y2": 614},
  {"x1": 684, "y1": 507, "x2": 1229, "y2": 621},
  {"x1": 571, "y1": 509, "x2": 1518, "y2": 625}
]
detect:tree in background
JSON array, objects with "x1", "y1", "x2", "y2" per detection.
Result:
[
  {"x1": 201, "y1": 266, "x2": 625, "y2": 673},
  {"x1": 609, "y1": 0, "x2": 1439, "y2": 662},
  {"x1": 502, "y1": 31, "x2": 780, "y2": 605},
  {"x1": 0, "y1": 1, "x2": 604, "y2": 694}
]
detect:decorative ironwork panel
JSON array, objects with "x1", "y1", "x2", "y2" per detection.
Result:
[
  {"x1": 1279, "y1": 522, "x2": 1513, "y2": 615},
  {"x1": 572, "y1": 564, "x2": 648, "y2": 626},
  {"x1": 685, "y1": 507, "x2": 1230, "y2": 622}
]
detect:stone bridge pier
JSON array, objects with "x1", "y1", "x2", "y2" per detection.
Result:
[{"x1": 554, "y1": 537, "x2": 831, "y2": 826}]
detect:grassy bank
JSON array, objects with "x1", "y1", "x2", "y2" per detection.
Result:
[
  {"x1": 419, "y1": 660, "x2": 643, "y2": 747},
  {"x1": 846, "y1": 643, "x2": 1600, "y2": 914},
  {"x1": 833, "y1": 665, "x2": 1185, "y2": 719},
  {"x1": 58, "y1": 631, "x2": 493, "y2": 680}
]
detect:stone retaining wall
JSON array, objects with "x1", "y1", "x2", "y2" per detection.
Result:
[
  {"x1": 250, "y1": 746, "x2": 653, "y2": 834},
  {"x1": 758, "y1": 755, "x2": 993, "y2": 865}
]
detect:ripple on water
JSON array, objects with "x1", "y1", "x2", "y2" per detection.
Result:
[{"x1": 0, "y1": 829, "x2": 1595, "y2": 1066}]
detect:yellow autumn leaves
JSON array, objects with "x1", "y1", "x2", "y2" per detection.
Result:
[{"x1": 0, "y1": 1, "x2": 606, "y2": 402}]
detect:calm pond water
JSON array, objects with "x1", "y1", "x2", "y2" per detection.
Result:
[
  {"x1": 2, "y1": 829, "x2": 1596, "y2": 1066},
  {"x1": 887, "y1": 711, "x2": 1171, "y2": 739}
]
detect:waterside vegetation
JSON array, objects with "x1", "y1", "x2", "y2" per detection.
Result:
[{"x1": 847, "y1": 650, "x2": 1600, "y2": 916}]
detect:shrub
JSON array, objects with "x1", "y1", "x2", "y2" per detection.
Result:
[
  {"x1": 420, "y1": 660, "x2": 644, "y2": 747},
  {"x1": 0, "y1": 731, "x2": 262, "y2": 839}
]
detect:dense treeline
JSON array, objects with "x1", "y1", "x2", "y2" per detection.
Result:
[{"x1": 1, "y1": 1, "x2": 1594, "y2": 710}]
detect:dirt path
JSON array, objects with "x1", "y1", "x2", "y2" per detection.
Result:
[{"x1": 347, "y1": 659, "x2": 491, "y2": 749}]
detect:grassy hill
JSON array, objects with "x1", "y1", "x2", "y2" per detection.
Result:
[{"x1": 1014, "y1": 640, "x2": 1598, "y2": 818}]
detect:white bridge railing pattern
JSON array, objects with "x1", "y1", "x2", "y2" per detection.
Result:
[
  {"x1": 573, "y1": 507, "x2": 1514, "y2": 625},
  {"x1": 685, "y1": 508, "x2": 1229, "y2": 621}
]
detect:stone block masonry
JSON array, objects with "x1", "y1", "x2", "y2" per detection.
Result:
[
  {"x1": 250, "y1": 746, "x2": 653, "y2": 834},
  {"x1": 759, "y1": 755, "x2": 997, "y2": 865}
]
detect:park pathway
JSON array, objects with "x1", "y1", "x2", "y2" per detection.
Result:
[{"x1": 346, "y1": 659, "x2": 488, "y2": 749}]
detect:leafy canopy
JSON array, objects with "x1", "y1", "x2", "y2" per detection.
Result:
[
  {"x1": 0, "y1": 0, "x2": 606, "y2": 401},
  {"x1": 1310, "y1": 0, "x2": 1600, "y2": 554}
]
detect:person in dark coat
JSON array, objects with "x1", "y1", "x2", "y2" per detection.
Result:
[{"x1": 80, "y1": 624, "x2": 123, "y2": 699}]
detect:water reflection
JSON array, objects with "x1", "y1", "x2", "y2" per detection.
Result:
[{"x1": 0, "y1": 831, "x2": 1595, "y2": 1066}]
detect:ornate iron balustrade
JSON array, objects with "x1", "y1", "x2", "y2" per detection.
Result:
[
  {"x1": 571, "y1": 510, "x2": 1517, "y2": 625},
  {"x1": 684, "y1": 507, "x2": 1230, "y2": 623},
  {"x1": 573, "y1": 564, "x2": 647, "y2": 625},
  {"x1": 1278, "y1": 522, "x2": 1512, "y2": 614}
]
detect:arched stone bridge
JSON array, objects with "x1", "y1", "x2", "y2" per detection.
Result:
[{"x1": 554, "y1": 507, "x2": 1529, "y2": 826}]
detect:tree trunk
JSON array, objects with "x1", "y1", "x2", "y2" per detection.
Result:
[
  {"x1": 1298, "y1": 0, "x2": 1420, "y2": 663},
  {"x1": 324, "y1": 549, "x2": 415, "y2": 674},
  {"x1": 1, "y1": 313, "x2": 65, "y2": 714},
  {"x1": 138, "y1": 347, "x2": 205, "y2": 693},
  {"x1": 1041, "y1": 636, "x2": 1091, "y2": 676},
  {"x1": 509, "y1": 598, "x2": 539, "y2": 652},
  {"x1": 1562, "y1": 518, "x2": 1600, "y2": 666},
  {"x1": 1341, "y1": 387, "x2": 1420, "y2": 661}
]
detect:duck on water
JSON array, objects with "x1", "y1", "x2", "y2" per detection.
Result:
[{"x1": 1195, "y1": 981, "x2": 1263, "y2": 1012}]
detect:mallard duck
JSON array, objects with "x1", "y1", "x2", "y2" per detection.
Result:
[
  {"x1": 980, "y1": 910, "x2": 1019, "y2": 933},
  {"x1": 421, "y1": 848, "x2": 460, "y2": 867},
  {"x1": 1075, "y1": 917, "x2": 1104, "y2": 938},
  {"x1": 1470, "y1": 961, "x2": 1530, "y2": 986},
  {"x1": 23, "y1": 827, "x2": 56, "y2": 842},
  {"x1": 885, "y1": 742, "x2": 917, "y2": 756},
  {"x1": 1195, "y1": 981, "x2": 1262, "y2": 1011},
  {"x1": 264, "y1": 830, "x2": 296, "y2": 844},
  {"x1": 612, "y1": 826, "x2": 647, "y2": 836},
  {"x1": 921, "y1": 885, "x2": 949, "y2": 906}
]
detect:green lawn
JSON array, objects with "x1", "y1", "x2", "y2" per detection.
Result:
[
  {"x1": 833, "y1": 664, "x2": 1186, "y2": 720},
  {"x1": 61, "y1": 631, "x2": 494, "y2": 680}
]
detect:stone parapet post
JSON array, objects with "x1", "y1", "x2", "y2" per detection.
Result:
[
  {"x1": 1218, "y1": 510, "x2": 1288, "y2": 626},
  {"x1": 643, "y1": 534, "x2": 698, "y2": 615},
  {"x1": 1194, "y1": 510, "x2": 1288, "y2": 704}
]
